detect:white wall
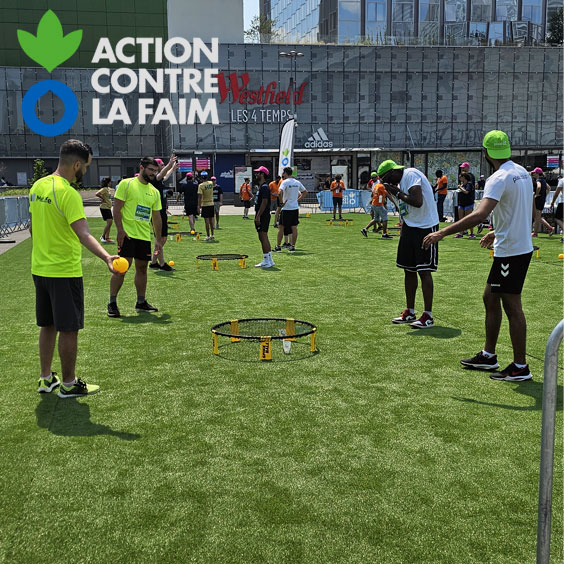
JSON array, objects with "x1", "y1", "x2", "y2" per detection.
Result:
[{"x1": 168, "y1": 0, "x2": 244, "y2": 43}]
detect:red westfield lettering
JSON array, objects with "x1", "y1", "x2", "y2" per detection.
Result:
[{"x1": 217, "y1": 72, "x2": 307, "y2": 106}]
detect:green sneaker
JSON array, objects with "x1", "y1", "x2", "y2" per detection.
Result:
[
  {"x1": 37, "y1": 372, "x2": 60, "y2": 393},
  {"x1": 57, "y1": 378, "x2": 100, "y2": 399}
]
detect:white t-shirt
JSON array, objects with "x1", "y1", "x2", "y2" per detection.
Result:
[
  {"x1": 555, "y1": 178, "x2": 564, "y2": 205},
  {"x1": 279, "y1": 178, "x2": 306, "y2": 211},
  {"x1": 398, "y1": 168, "x2": 439, "y2": 228},
  {"x1": 483, "y1": 161, "x2": 533, "y2": 258}
]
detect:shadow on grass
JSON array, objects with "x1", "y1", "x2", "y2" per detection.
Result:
[
  {"x1": 453, "y1": 379, "x2": 563, "y2": 411},
  {"x1": 118, "y1": 313, "x2": 172, "y2": 324},
  {"x1": 215, "y1": 341, "x2": 320, "y2": 363},
  {"x1": 153, "y1": 271, "x2": 189, "y2": 281},
  {"x1": 406, "y1": 326, "x2": 461, "y2": 339},
  {"x1": 35, "y1": 394, "x2": 141, "y2": 440},
  {"x1": 287, "y1": 250, "x2": 314, "y2": 256}
]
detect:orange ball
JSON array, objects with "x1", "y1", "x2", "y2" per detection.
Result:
[
  {"x1": 168, "y1": 260, "x2": 175, "y2": 266},
  {"x1": 113, "y1": 257, "x2": 129, "y2": 273}
]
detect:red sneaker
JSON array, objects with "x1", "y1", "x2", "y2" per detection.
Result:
[
  {"x1": 410, "y1": 312, "x2": 434, "y2": 329},
  {"x1": 392, "y1": 309, "x2": 416, "y2": 324}
]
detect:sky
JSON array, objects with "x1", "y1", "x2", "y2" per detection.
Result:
[{"x1": 244, "y1": 0, "x2": 260, "y2": 30}]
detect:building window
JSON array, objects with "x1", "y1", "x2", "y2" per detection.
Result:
[
  {"x1": 488, "y1": 21, "x2": 504, "y2": 44},
  {"x1": 522, "y1": 0, "x2": 542, "y2": 23},
  {"x1": 495, "y1": 0, "x2": 517, "y2": 21},
  {"x1": 470, "y1": 0, "x2": 491, "y2": 21},
  {"x1": 393, "y1": 1, "x2": 414, "y2": 22},
  {"x1": 444, "y1": 0, "x2": 466, "y2": 22},
  {"x1": 367, "y1": 0, "x2": 386, "y2": 21}
]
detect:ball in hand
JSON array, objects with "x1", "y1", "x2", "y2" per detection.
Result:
[{"x1": 113, "y1": 257, "x2": 129, "y2": 273}]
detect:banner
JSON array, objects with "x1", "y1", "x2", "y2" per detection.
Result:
[
  {"x1": 278, "y1": 118, "x2": 295, "y2": 178},
  {"x1": 214, "y1": 154, "x2": 245, "y2": 193},
  {"x1": 316, "y1": 190, "x2": 372, "y2": 212}
]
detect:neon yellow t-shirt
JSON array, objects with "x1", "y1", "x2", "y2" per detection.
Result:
[
  {"x1": 114, "y1": 177, "x2": 162, "y2": 241},
  {"x1": 198, "y1": 181, "x2": 214, "y2": 207},
  {"x1": 29, "y1": 175, "x2": 86, "y2": 277}
]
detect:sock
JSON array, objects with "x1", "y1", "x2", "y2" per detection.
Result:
[
  {"x1": 137, "y1": 295, "x2": 145, "y2": 304},
  {"x1": 481, "y1": 350, "x2": 495, "y2": 358},
  {"x1": 408, "y1": 308, "x2": 415, "y2": 314},
  {"x1": 514, "y1": 362, "x2": 527, "y2": 369},
  {"x1": 267, "y1": 252, "x2": 272, "y2": 260},
  {"x1": 63, "y1": 379, "x2": 76, "y2": 388},
  {"x1": 263, "y1": 253, "x2": 268, "y2": 260},
  {"x1": 40, "y1": 372, "x2": 53, "y2": 380},
  {"x1": 109, "y1": 296, "x2": 117, "y2": 304},
  {"x1": 424, "y1": 311, "x2": 432, "y2": 317}
]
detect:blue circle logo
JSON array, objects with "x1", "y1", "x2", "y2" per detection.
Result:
[
  {"x1": 282, "y1": 157, "x2": 289, "y2": 166},
  {"x1": 22, "y1": 80, "x2": 78, "y2": 137}
]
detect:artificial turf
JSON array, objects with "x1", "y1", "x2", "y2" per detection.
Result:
[{"x1": 0, "y1": 212, "x2": 562, "y2": 563}]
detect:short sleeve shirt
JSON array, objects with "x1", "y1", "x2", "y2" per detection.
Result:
[
  {"x1": 483, "y1": 161, "x2": 533, "y2": 258},
  {"x1": 198, "y1": 181, "x2": 214, "y2": 207},
  {"x1": 437, "y1": 175, "x2": 448, "y2": 195},
  {"x1": 371, "y1": 183, "x2": 387, "y2": 206},
  {"x1": 398, "y1": 168, "x2": 439, "y2": 228},
  {"x1": 240, "y1": 184, "x2": 252, "y2": 201},
  {"x1": 330, "y1": 180, "x2": 345, "y2": 197},
  {"x1": 98, "y1": 186, "x2": 112, "y2": 209},
  {"x1": 29, "y1": 175, "x2": 86, "y2": 277},
  {"x1": 269, "y1": 181, "x2": 279, "y2": 200},
  {"x1": 114, "y1": 177, "x2": 162, "y2": 242},
  {"x1": 213, "y1": 184, "x2": 223, "y2": 202},
  {"x1": 255, "y1": 183, "x2": 270, "y2": 214},
  {"x1": 279, "y1": 178, "x2": 306, "y2": 211}
]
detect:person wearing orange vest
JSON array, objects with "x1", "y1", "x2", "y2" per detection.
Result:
[
  {"x1": 240, "y1": 178, "x2": 253, "y2": 219},
  {"x1": 330, "y1": 174, "x2": 345, "y2": 219},
  {"x1": 433, "y1": 170, "x2": 448, "y2": 222},
  {"x1": 269, "y1": 175, "x2": 281, "y2": 214},
  {"x1": 361, "y1": 180, "x2": 393, "y2": 239}
]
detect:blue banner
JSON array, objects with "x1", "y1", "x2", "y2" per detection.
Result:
[
  {"x1": 214, "y1": 154, "x2": 245, "y2": 193},
  {"x1": 316, "y1": 190, "x2": 373, "y2": 212}
]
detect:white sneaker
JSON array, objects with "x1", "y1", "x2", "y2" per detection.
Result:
[
  {"x1": 100, "y1": 236, "x2": 107, "y2": 243},
  {"x1": 255, "y1": 261, "x2": 266, "y2": 268},
  {"x1": 264, "y1": 260, "x2": 275, "y2": 268}
]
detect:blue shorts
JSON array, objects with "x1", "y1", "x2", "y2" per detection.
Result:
[{"x1": 458, "y1": 204, "x2": 474, "y2": 212}]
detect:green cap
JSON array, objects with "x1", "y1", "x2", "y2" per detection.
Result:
[
  {"x1": 377, "y1": 160, "x2": 404, "y2": 177},
  {"x1": 483, "y1": 130, "x2": 511, "y2": 159},
  {"x1": 370, "y1": 172, "x2": 377, "y2": 177}
]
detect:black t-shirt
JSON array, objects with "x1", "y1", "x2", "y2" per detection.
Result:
[
  {"x1": 150, "y1": 178, "x2": 167, "y2": 215},
  {"x1": 535, "y1": 177, "x2": 547, "y2": 201},
  {"x1": 213, "y1": 184, "x2": 223, "y2": 202},
  {"x1": 458, "y1": 181, "x2": 475, "y2": 207},
  {"x1": 183, "y1": 181, "x2": 198, "y2": 204},
  {"x1": 255, "y1": 183, "x2": 270, "y2": 214}
]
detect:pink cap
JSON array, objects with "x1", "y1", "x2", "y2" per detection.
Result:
[
  {"x1": 211, "y1": 176, "x2": 216, "y2": 180},
  {"x1": 253, "y1": 166, "x2": 269, "y2": 175},
  {"x1": 155, "y1": 158, "x2": 164, "y2": 165},
  {"x1": 461, "y1": 162, "x2": 470, "y2": 169},
  {"x1": 186, "y1": 172, "x2": 193, "y2": 177},
  {"x1": 532, "y1": 167, "x2": 543, "y2": 174}
]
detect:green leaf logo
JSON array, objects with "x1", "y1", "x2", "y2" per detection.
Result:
[
  {"x1": 282, "y1": 149, "x2": 289, "y2": 156},
  {"x1": 17, "y1": 10, "x2": 82, "y2": 72}
]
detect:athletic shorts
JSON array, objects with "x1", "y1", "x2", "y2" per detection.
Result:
[
  {"x1": 255, "y1": 212, "x2": 270, "y2": 233},
  {"x1": 458, "y1": 204, "x2": 474, "y2": 212},
  {"x1": 372, "y1": 205, "x2": 388, "y2": 222},
  {"x1": 270, "y1": 199, "x2": 278, "y2": 212},
  {"x1": 534, "y1": 197, "x2": 545, "y2": 211},
  {"x1": 556, "y1": 203, "x2": 563, "y2": 221},
  {"x1": 184, "y1": 201, "x2": 198, "y2": 216},
  {"x1": 396, "y1": 223, "x2": 439, "y2": 272},
  {"x1": 243, "y1": 200, "x2": 251, "y2": 209},
  {"x1": 487, "y1": 251, "x2": 532, "y2": 294},
  {"x1": 333, "y1": 196, "x2": 343, "y2": 206},
  {"x1": 201, "y1": 205, "x2": 214, "y2": 218},
  {"x1": 119, "y1": 236, "x2": 151, "y2": 261},
  {"x1": 214, "y1": 202, "x2": 221, "y2": 213},
  {"x1": 33, "y1": 275, "x2": 84, "y2": 332},
  {"x1": 281, "y1": 209, "x2": 299, "y2": 228},
  {"x1": 100, "y1": 208, "x2": 112, "y2": 220},
  {"x1": 160, "y1": 211, "x2": 168, "y2": 237}
]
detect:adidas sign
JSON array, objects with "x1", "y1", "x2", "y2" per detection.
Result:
[{"x1": 305, "y1": 127, "x2": 333, "y2": 149}]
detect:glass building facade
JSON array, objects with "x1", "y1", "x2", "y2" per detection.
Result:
[{"x1": 263, "y1": 0, "x2": 556, "y2": 44}]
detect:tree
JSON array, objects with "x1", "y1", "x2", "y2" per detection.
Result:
[
  {"x1": 30, "y1": 158, "x2": 49, "y2": 186},
  {"x1": 244, "y1": 15, "x2": 278, "y2": 44},
  {"x1": 547, "y1": 7, "x2": 563, "y2": 45}
]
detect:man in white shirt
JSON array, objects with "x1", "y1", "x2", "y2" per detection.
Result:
[
  {"x1": 549, "y1": 175, "x2": 564, "y2": 242},
  {"x1": 423, "y1": 130, "x2": 533, "y2": 381},
  {"x1": 377, "y1": 159, "x2": 439, "y2": 329},
  {"x1": 273, "y1": 167, "x2": 307, "y2": 253}
]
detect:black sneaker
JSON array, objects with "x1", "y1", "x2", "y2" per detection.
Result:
[
  {"x1": 135, "y1": 301, "x2": 158, "y2": 313},
  {"x1": 460, "y1": 351, "x2": 499, "y2": 370},
  {"x1": 288, "y1": 245, "x2": 295, "y2": 253},
  {"x1": 38, "y1": 372, "x2": 60, "y2": 393},
  {"x1": 107, "y1": 302, "x2": 120, "y2": 318},
  {"x1": 282, "y1": 242, "x2": 291, "y2": 249},
  {"x1": 382, "y1": 234, "x2": 393, "y2": 239},
  {"x1": 149, "y1": 262, "x2": 160, "y2": 269},
  {"x1": 274, "y1": 245, "x2": 282, "y2": 252},
  {"x1": 361, "y1": 228, "x2": 368, "y2": 238},
  {"x1": 477, "y1": 223, "x2": 485, "y2": 234},
  {"x1": 159, "y1": 263, "x2": 175, "y2": 271},
  {"x1": 490, "y1": 363, "x2": 532, "y2": 381},
  {"x1": 58, "y1": 377, "x2": 100, "y2": 398}
]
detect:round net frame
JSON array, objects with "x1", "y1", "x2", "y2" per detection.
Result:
[
  {"x1": 196, "y1": 254, "x2": 249, "y2": 270},
  {"x1": 211, "y1": 318, "x2": 317, "y2": 361}
]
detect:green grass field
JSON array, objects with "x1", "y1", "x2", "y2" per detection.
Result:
[{"x1": 1, "y1": 213, "x2": 562, "y2": 564}]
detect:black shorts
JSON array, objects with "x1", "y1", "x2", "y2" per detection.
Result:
[
  {"x1": 534, "y1": 197, "x2": 545, "y2": 211},
  {"x1": 243, "y1": 200, "x2": 251, "y2": 209},
  {"x1": 333, "y1": 196, "x2": 343, "y2": 206},
  {"x1": 556, "y1": 203, "x2": 563, "y2": 221},
  {"x1": 100, "y1": 208, "x2": 112, "y2": 220},
  {"x1": 255, "y1": 212, "x2": 270, "y2": 233},
  {"x1": 184, "y1": 202, "x2": 198, "y2": 216},
  {"x1": 397, "y1": 223, "x2": 439, "y2": 272},
  {"x1": 487, "y1": 251, "x2": 532, "y2": 294},
  {"x1": 119, "y1": 236, "x2": 152, "y2": 261},
  {"x1": 33, "y1": 275, "x2": 84, "y2": 332},
  {"x1": 201, "y1": 205, "x2": 214, "y2": 219},
  {"x1": 281, "y1": 209, "x2": 299, "y2": 228}
]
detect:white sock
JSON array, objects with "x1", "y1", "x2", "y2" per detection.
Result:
[
  {"x1": 267, "y1": 252, "x2": 272, "y2": 260},
  {"x1": 514, "y1": 362, "x2": 527, "y2": 369},
  {"x1": 40, "y1": 373, "x2": 52, "y2": 380},
  {"x1": 63, "y1": 379, "x2": 76, "y2": 388},
  {"x1": 481, "y1": 350, "x2": 495, "y2": 358},
  {"x1": 263, "y1": 253, "x2": 268, "y2": 260},
  {"x1": 408, "y1": 308, "x2": 415, "y2": 314}
]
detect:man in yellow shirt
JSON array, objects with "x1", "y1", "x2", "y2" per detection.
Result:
[
  {"x1": 197, "y1": 171, "x2": 215, "y2": 241},
  {"x1": 30, "y1": 139, "x2": 118, "y2": 398},
  {"x1": 108, "y1": 157, "x2": 162, "y2": 318}
]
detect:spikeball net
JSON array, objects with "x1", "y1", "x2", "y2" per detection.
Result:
[
  {"x1": 196, "y1": 254, "x2": 248, "y2": 270},
  {"x1": 211, "y1": 318, "x2": 317, "y2": 361}
]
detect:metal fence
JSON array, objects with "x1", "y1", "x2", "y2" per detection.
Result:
[{"x1": 0, "y1": 196, "x2": 30, "y2": 238}]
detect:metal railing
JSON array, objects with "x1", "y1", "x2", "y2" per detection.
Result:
[
  {"x1": 0, "y1": 196, "x2": 30, "y2": 238},
  {"x1": 537, "y1": 319, "x2": 564, "y2": 564}
]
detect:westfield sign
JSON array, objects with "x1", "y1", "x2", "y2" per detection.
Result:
[{"x1": 217, "y1": 72, "x2": 307, "y2": 105}]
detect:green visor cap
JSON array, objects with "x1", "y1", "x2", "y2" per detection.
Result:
[
  {"x1": 377, "y1": 160, "x2": 404, "y2": 177},
  {"x1": 483, "y1": 130, "x2": 511, "y2": 159}
]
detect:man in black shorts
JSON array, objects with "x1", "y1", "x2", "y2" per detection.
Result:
[
  {"x1": 423, "y1": 130, "x2": 534, "y2": 381},
  {"x1": 109, "y1": 157, "x2": 162, "y2": 317},
  {"x1": 377, "y1": 159, "x2": 439, "y2": 329},
  {"x1": 253, "y1": 166, "x2": 275, "y2": 268},
  {"x1": 197, "y1": 171, "x2": 215, "y2": 241},
  {"x1": 183, "y1": 172, "x2": 199, "y2": 233},
  {"x1": 30, "y1": 139, "x2": 118, "y2": 398},
  {"x1": 275, "y1": 166, "x2": 307, "y2": 253}
]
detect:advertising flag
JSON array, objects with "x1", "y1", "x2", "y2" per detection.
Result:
[{"x1": 278, "y1": 118, "x2": 295, "y2": 178}]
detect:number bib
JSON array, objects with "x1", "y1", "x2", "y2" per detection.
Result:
[{"x1": 135, "y1": 204, "x2": 151, "y2": 222}]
